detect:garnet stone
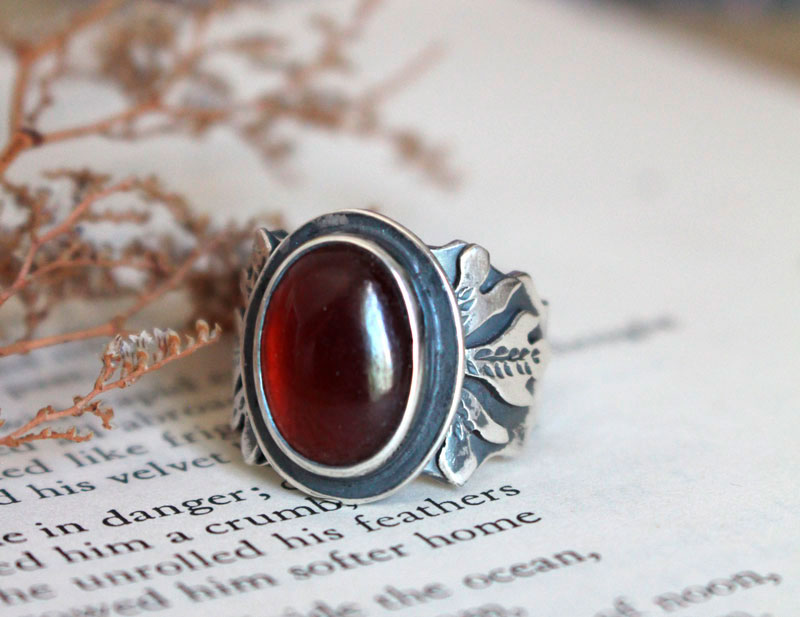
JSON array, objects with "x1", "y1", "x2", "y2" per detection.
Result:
[{"x1": 261, "y1": 242, "x2": 414, "y2": 467}]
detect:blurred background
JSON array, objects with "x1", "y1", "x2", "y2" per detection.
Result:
[
  {"x1": 3, "y1": 0, "x2": 800, "y2": 81},
  {"x1": 611, "y1": 0, "x2": 800, "y2": 80}
]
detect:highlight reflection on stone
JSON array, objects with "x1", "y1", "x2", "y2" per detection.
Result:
[{"x1": 261, "y1": 243, "x2": 413, "y2": 466}]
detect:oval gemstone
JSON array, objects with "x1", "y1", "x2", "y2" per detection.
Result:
[{"x1": 261, "y1": 242, "x2": 414, "y2": 467}]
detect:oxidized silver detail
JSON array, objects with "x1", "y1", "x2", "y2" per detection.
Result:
[
  {"x1": 232, "y1": 212, "x2": 549, "y2": 499},
  {"x1": 231, "y1": 227, "x2": 284, "y2": 466},
  {"x1": 425, "y1": 242, "x2": 549, "y2": 485}
]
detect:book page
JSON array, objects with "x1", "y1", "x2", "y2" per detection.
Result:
[{"x1": 1, "y1": 1, "x2": 798, "y2": 616}]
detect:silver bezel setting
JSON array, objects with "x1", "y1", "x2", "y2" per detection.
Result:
[
  {"x1": 234, "y1": 209, "x2": 550, "y2": 503},
  {"x1": 252, "y1": 234, "x2": 423, "y2": 479},
  {"x1": 239, "y1": 210, "x2": 465, "y2": 503}
]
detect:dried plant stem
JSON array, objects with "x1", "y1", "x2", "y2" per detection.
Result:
[
  {"x1": 0, "y1": 178, "x2": 136, "y2": 309},
  {"x1": 43, "y1": 101, "x2": 163, "y2": 143},
  {"x1": 0, "y1": 0, "x2": 450, "y2": 446},
  {"x1": 0, "y1": 232, "x2": 226, "y2": 358},
  {"x1": 17, "y1": 256, "x2": 158, "y2": 286},
  {"x1": 0, "y1": 1, "x2": 230, "y2": 177},
  {"x1": 0, "y1": 323, "x2": 123, "y2": 359},
  {"x1": 9, "y1": 1, "x2": 119, "y2": 129},
  {"x1": 0, "y1": 130, "x2": 38, "y2": 177},
  {"x1": 113, "y1": 234, "x2": 226, "y2": 324},
  {"x1": 2, "y1": 0, "x2": 120, "y2": 177},
  {"x1": 361, "y1": 43, "x2": 443, "y2": 107},
  {"x1": 0, "y1": 356, "x2": 117, "y2": 448},
  {"x1": 161, "y1": 3, "x2": 215, "y2": 92},
  {"x1": 0, "y1": 320, "x2": 220, "y2": 447}
]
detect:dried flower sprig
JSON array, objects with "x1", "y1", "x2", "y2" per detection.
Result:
[
  {"x1": 0, "y1": 0, "x2": 454, "y2": 183},
  {"x1": 0, "y1": 319, "x2": 220, "y2": 447},
  {"x1": 0, "y1": 169, "x2": 257, "y2": 357},
  {"x1": 0, "y1": 0, "x2": 452, "y2": 446}
]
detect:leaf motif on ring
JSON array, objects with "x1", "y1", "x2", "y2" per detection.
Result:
[
  {"x1": 460, "y1": 388, "x2": 510, "y2": 444},
  {"x1": 436, "y1": 389, "x2": 511, "y2": 485},
  {"x1": 437, "y1": 409, "x2": 477, "y2": 486},
  {"x1": 455, "y1": 244, "x2": 522, "y2": 336},
  {"x1": 465, "y1": 311, "x2": 548, "y2": 407},
  {"x1": 240, "y1": 228, "x2": 286, "y2": 301}
]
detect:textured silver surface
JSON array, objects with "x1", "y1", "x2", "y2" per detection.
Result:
[
  {"x1": 424, "y1": 241, "x2": 549, "y2": 485},
  {"x1": 232, "y1": 210, "x2": 549, "y2": 501}
]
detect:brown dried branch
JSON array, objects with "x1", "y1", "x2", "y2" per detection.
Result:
[
  {"x1": 0, "y1": 177, "x2": 136, "y2": 307},
  {"x1": 0, "y1": 0, "x2": 453, "y2": 447},
  {"x1": 0, "y1": 166, "x2": 250, "y2": 358},
  {"x1": 8, "y1": 1, "x2": 119, "y2": 130},
  {"x1": 0, "y1": 320, "x2": 220, "y2": 447},
  {"x1": 1, "y1": 0, "x2": 120, "y2": 175},
  {"x1": 0, "y1": 232, "x2": 228, "y2": 358},
  {"x1": 0, "y1": 0, "x2": 454, "y2": 182}
]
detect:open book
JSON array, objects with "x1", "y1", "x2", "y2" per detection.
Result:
[{"x1": 0, "y1": 1, "x2": 797, "y2": 615}]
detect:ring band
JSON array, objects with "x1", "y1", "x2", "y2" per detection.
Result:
[{"x1": 232, "y1": 210, "x2": 549, "y2": 503}]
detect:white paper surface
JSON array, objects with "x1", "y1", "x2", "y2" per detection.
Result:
[{"x1": 0, "y1": 1, "x2": 798, "y2": 616}]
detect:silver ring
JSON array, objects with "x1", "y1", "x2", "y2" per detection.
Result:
[{"x1": 232, "y1": 210, "x2": 549, "y2": 503}]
